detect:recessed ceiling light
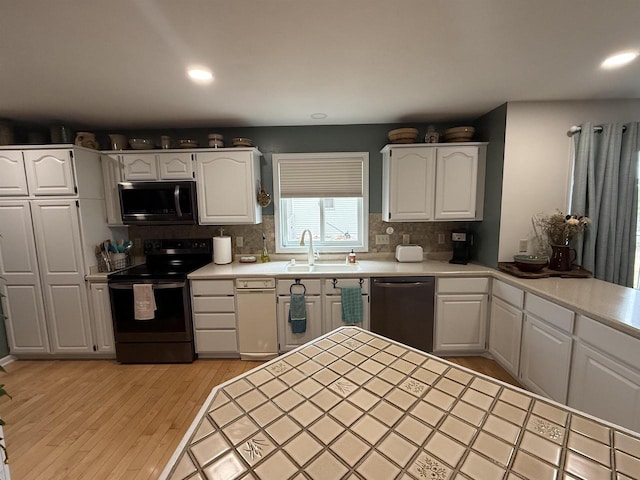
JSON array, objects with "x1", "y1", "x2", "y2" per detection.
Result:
[
  {"x1": 601, "y1": 51, "x2": 639, "y2": 69},
  {"x1": 187, "y1": 67, "x2": 214, "y2": 84},
  {"x1": 310, "y1": 113, "x2": 328, "y2": 119}
]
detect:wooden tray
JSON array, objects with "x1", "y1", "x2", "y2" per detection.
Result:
[{"x1": 498, "y1": 262, "x2": 592, "y2": 279}]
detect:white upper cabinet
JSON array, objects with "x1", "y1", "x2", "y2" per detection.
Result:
[
  {"x1": 382, "y1": 146, "x2": 435, "y2": 221},
  {"x1": 121, "y1": 152, "x2": 193, "y2": 181},
  {"x1": 381, "y1": 143, "x2": 486, "y2": 222},
  {"x1": 0, "y1": 150, "x2": 28, "y2": 196},
  {"x1": 121, "y1": 153, "x2": 158, "y2": 180},
  {"x1": 435, "y1": 146, "x2": 479, "y2": 220},
  {"x1": 101, "y1": 154, "x2": 124, "y2": 226},
  {"x1": 195, "y1": 148, "x2": 262, "y2": 225},
  {"x1": 158, "y1": 153, "x2": 193, "y2": 179},
  {"x1": 23, "y1": 149, "x2": 76, "y2": 196}
]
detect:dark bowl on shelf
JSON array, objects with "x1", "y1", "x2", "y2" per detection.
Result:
[{"x1": 513, "y1": 255, "x2": 549, "y2": 272}]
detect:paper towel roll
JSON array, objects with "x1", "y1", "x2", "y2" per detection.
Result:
[{"x1": 213, "y1": 236, "x2": 232, "y2": 264}]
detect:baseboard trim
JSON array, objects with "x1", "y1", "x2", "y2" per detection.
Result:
[{"x1": 0, "y1": 355, "x2": 16, "y2": 367}]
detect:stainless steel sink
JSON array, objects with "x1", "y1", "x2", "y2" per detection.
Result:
[{"x1": 284, "y1": 262, "x2": 361, "y2": 273}]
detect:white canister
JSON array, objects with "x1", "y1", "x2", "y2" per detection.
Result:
[{"x1": 213, "y1": 236, "x2": 232, "y2": 264}]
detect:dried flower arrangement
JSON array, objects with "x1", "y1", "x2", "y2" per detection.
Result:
[{"x1": 533, "y1": 210, "x2": 590, "y2": 246}]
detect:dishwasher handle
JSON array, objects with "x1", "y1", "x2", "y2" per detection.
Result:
[{"x1": 374, "y1": 281, "x2": 432, "y2": 288}]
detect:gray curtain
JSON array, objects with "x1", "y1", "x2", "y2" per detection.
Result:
[{"x1": 571, "y1": 122, "x2": 639, "y2": 287}]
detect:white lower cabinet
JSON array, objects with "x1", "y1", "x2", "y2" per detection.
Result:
[
  {"x1": 568, "y1": 315, "x2": 640, "y2": 431},
  {"x1": 488, "y1": 280, "x2": 525, "y2": 378},
  {"x1": 488, "y1": 297, "x2": 523, "y2": 377},
  {"x1": 435, "y1": 277, "x2": 488, "y2": 353},
  {"x1": 322, "y1": 278, "x2": 370, "y2": 333},
  {"x1": 88, "y1": 283, "x2": 115, "y2": 354},
  {"x1": 277, "y1": 279, "x2": 322, "y2": 352},
  {"x1": 191, "y1": 280, "x2": 238, "y2": 356},
  {"x1": 520, "y1": 314, "x2": 572, "y2": 403}
]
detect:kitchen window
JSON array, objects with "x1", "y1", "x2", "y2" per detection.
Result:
[{"x1": 273, "y1": 152, "x2": 369, "y2": 253}]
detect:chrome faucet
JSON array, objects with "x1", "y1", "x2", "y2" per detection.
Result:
[{"x1": 300, "y1": 229, "x2": 315, "y2": 265}]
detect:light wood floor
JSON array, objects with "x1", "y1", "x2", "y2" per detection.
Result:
[{"x1": 0, "y1": 356, "x2": 519, "y2": 480}]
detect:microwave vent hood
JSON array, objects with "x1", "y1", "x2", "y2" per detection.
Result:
[{"x1": 118, "y1": 181, "x2": 198, "y2": 225}]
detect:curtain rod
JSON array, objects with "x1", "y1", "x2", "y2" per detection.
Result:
[{"x1": 566, "y1": 125, "x2": 628, "y2": 137}]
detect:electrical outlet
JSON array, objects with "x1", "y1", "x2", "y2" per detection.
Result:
[
  {"x1": 375, "y1": 234, "x2": 390, "y2": 245},
  {"x1": 519, "y1": 239, "x2": 528, "y2": 252},
  {"x1": 236, "y1": 236, "x2": 243, "y2": 247},
  {"x1": 402, "y1": 234, "x2": 410, "y2": 244},
  {"x1": 438, "y1": 233, "x2": 445, "y2": 244}
]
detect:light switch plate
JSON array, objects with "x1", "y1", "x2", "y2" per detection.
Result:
[
  {"x1": 236, "y1": 236, "x2": 244, "y2": 247},
  {"x1": 375, "y1": 234, "x2": 390, "y2": 245},
  {"x1": 519, "y1": 239, "x2": 528, "y2": 252},
  {"x1": 402, "y1": 234, "x2": 410, "y2": 244}
]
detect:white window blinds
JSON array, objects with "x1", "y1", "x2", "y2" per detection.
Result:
[{"x1": 276, "y1": 153, "x2": 367, "y2": 198}]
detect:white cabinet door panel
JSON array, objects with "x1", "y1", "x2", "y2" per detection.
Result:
[
  {"x1": 46, "y1": 284, "x2": 92, "y2": 352},
  {"x1": 31, "y1": 201, "x2": 85, "y2": 281},
  {"x1": 277, "y1": 295, "x2": 322, "y2": 352},
  {"x1": 387, "y1": 147, "x2": 435, "y2": 221},
  {"x1": 0, "y1": 151, "x2": 28, "y2": 196},
  {"x1": 488, "y1": 297, "x2": 523, "y2": 376},
  {"x1": 122, "y1": 154, "x2": 158, "y2": 180},
  {"x1": 196, "y1": 151, "x2": 260, "y2": 224},
  {"x1": 159, "y1": 153, "x2": 193, "y2": 179},
  {"x1": 23, "y1": 149, "x2": 76, "y2": 196},
  {"x1": 2, "y1": 284, "x2": 50, "y2": 353},
  {"x1": 101, "y1": 154, "x2": 123, "y2": 226},
  {"x1": 31, "y1": 200, "x2": 92, "y2": 353},
  {"x1": 520, "y1": 314, "x2": 572, "y2": 403},
  {"x1": 569, "y1": 342, "x2": 640, "y2": 432},
  {"x1": 89, "y1": 283, "x2": 115, "y2": 353},
  {"x1": 0, "y1": 202, "x2": 40, "y2": 279},
  {"x1": 323, "y1": 295, "x2": 370, "y2": 333},
  {"x1": 435, "y1": 294, "x2": 487, "y2": 352},
  {"x1": 435, "y1": 147, "x2": 478, "y2": 220}
]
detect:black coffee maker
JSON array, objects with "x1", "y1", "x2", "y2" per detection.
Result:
[{"x1": 449, "y1": 229, "x2": 473, "y2": 264}]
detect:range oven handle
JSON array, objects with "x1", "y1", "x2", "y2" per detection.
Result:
[
  {"x1": 174, "y1": 185, "x2": 183, "y2": 218},
  {"x1": 109, "y1": 282, "x2": 186, "y2": 290}
]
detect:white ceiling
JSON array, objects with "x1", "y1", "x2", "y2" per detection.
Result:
[{"x1": 1, "y1": 0, "x2": 639, "y2": 129}]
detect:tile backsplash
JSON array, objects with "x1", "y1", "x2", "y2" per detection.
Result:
[{"x1": 128, "y1": 214, "x2": 465, "y2": 257}]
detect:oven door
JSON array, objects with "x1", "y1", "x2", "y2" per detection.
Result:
[{"x1": 109, "y1": 280, "x2": 193, "y2": 343}]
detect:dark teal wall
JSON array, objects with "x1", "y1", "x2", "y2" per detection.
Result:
[
  {"x1": 98, "y1": 121, "x2": 475, "y2": 215},
  {"x1": 471, "y1": 104, "x2": 507, "y2": 268}
]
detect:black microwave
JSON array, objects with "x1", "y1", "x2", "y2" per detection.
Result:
[{"x1": 118, "y1": 181, "x2": 198, "y2": 225}]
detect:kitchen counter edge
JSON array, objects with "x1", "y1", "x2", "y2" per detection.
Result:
[{"x1": 189, "y1": 259, "x2": 640, "y2": 340}]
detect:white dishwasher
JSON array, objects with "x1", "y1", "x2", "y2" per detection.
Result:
[{"x1": 235, "y1": 278, "x2": 278, "y2": 361}]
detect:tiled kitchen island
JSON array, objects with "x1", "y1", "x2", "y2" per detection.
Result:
[{"x1": 161, "y1": 327, "x2": 640, "y2": 480}]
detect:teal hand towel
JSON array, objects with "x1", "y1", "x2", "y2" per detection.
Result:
[
  {"x1": 341, "y1": 287, "x2": 363, "y2": 324},
  {"x1": 288, "y1": 293, "x2": 307, "y2": 334}
]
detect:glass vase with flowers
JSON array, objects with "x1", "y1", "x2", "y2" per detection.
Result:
[{"x1": 533, "y1": 211, "x2": 590, "y2": 270}]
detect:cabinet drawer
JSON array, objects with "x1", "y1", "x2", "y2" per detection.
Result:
[
  {"x1": 438, "y1": 277, "x2": 489, "y2": 294},
  {"x1": 277, "y1": 279, "x2": 322, "y2": 296},
  {"x1": 525, "y1": 293, "x2": 574, "y2": 333},
  {"x1": 492, "y1": 279, "x2": 524, "y2": 308},
  {"x1": 193, "y1": 296, "x2": 235, "y2": 313},
  {"x1": 195, "y1": 330, "x2": 238, "y2": 353},
  {"x1": 194, "y1": 313, "x2": 236, "y2": 330},
  {"x1": 191, "y1": 280, "x2": 234, "y2": 296},
  {"x1": 323, "y1": 278, "x2": 370, "y2": 295},
  {"x1": 575, "y1": 315, "x2": 640, "y2": 370}
]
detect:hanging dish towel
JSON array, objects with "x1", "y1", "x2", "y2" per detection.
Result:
[
  {"x1": 288, "y1": 292, "x2": 307, "y2": 334},
  {"x1": 133, "y1": 284, "x2": 156, "y2": 320},
  {"x1": 341, "y1": 287, "x2": 363, "y2": 325}
]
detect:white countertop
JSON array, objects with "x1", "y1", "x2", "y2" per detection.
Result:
[{"x1": 188, "y1": 258, "x2": 640, "y2": 340}]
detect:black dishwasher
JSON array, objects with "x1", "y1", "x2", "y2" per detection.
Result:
[{"x1": 370, "y1": 277, "x2": 435, "y2": 352}]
